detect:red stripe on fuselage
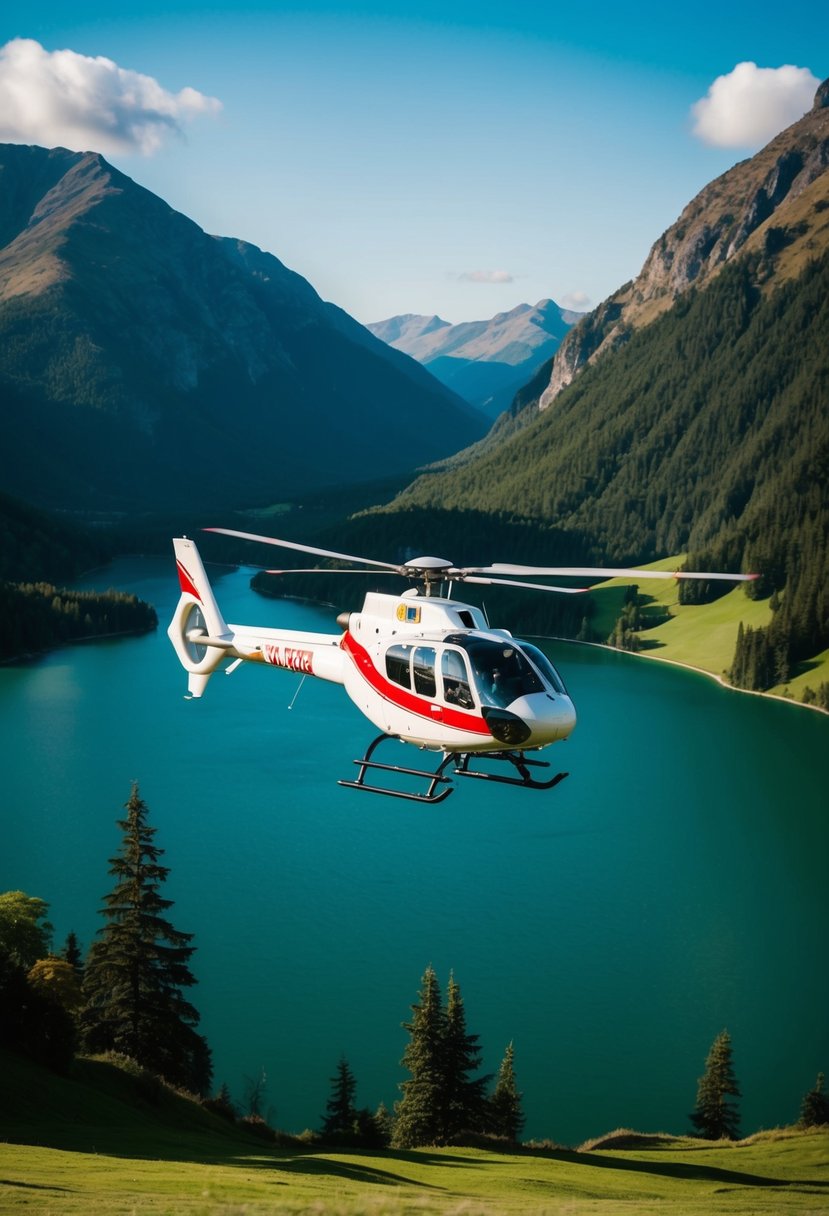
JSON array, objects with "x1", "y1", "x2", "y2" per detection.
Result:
[
  {"x1": 341, "y1": 631, "x2": 491, "y2": 735},
  {"x1": 176, "y1": 560, "x2": 203, "y2": 602}
]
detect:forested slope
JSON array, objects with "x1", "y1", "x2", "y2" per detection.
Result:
[{"x1": 366, "y1": 244, "x2": 828, "y2": 690}]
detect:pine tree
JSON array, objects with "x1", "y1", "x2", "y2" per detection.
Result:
[
  {"x1": 392, "y1": 964, "x2": 446, "y2": 1147},
  {"x1": 374, "y1": 1100, "x2": 394, "y2": 1145},
  {"x1": 209, "y1": 1081, "x2": 238, "y2": 1122},
  {"x1": 441, "y1": 972, "x2": 488, "y2": 1141},
  {"x1": 488, "y1": 1041, "x2": 525, "y2": 1143},
  {"x1": 61, "y1": 930, "x2": 84, "y2": 980},
  {"x1": 321, "y1": 1056, "x2": 358, "y2": 1140},
  {"x1": 690, "y1": 1030, "x2": 741, "y2": 1140},
  {"x1": 80, "y1": 783, "x2": 212, "y2": 1094},
  {"x1": 799, "y1": 1072, "x2": 829, "y2": 1127}
]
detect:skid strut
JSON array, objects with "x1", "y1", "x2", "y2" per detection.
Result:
[
  {"x1": 338, "y1": 734, "x2": 569, "y2": 803},
  {"x1": 338, "y1": 733, "x2": 456, "y2": 804},
  {"x1": 454, "y1": 751, "x2": 568, "y2": 791}
]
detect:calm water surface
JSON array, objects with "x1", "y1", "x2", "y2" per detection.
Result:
[{"x1": 2, "y1": 556, "x2": 827, "y2": 1143}]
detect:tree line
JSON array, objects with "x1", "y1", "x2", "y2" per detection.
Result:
[
  {"x1": 0, "y1": 581, "x2": 157, "y2": 661},
  {"x1": 1, "y1": 786, "x2": 827, "y2": 1147}
]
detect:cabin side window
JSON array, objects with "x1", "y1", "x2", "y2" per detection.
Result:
[
  {"x1": 441, "y1": 649, "x2": 474, "y2": 709},
  {"x1": 386, "y1": 643, "x2": 412, "y2": 688},
  {"x1": 413, "y1": 646, "x2": 437, "y2": 697}
]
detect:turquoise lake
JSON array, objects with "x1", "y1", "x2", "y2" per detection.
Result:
[{"x1": 2, "y1": 555, "x2": 828, "y2": 1144}]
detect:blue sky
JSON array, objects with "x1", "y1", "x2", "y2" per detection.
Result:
[{"x1": 1, "y1": 1, "x2": 827, "y2": 322}]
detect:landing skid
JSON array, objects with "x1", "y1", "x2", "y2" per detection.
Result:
[
  {"x1": 338, "y1": 733, "x2": 455, "y2": 804},
  {"x1": 338, "y1": 734, "x2": 568, "y2": 804}
]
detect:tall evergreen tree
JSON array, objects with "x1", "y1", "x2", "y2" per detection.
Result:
[
  {"x1": 488, "y1": 1041, "x2": 525, "y2": 1143},
  {"x1": 321, "y1": 1056, "x2": 358, "y2": 1140},
  {"x1": 690, "y1": 1029, "x2": 741, "y2": 1140},
  {"x1": 392, "y1": 964, "x2": 446, "y2": 1148},
  {"x1": 799, "y1": 1072, "x2": 829, "y2": 1128},
  {"x1": 80, "y1": 783, "x2": 211, "y2": 1094},
  {"x1": 441, "y1": 972, "x2": 488, "y2": 1141},
  {"x1": 61, "y1": 931, "x2": 84, "y2": 980}
]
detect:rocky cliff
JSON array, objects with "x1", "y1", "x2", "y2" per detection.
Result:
[{"x1": 539, "y1": 77, "x2": 829, "y2": 409}]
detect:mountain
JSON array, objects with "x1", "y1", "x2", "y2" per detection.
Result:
[
  {"x1": 0, "y1": 145, "x2": 485, "y2": 514},
  {"x1": 362, "y1": 78, "x2": 829, "y2": 690},
  {"x1": 539, "y1": 77, "x2": 829, "y2": 409},
  {"x1": 367, "y1": 299, "x2": 580, "y2": 418}
]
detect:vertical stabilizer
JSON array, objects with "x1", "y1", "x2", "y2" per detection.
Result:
[
  {"x1": 172, "y1": 536, "x2": 229, "y2": 637},
  {"x1": 168, "y1": 537, "x2": 232, "y2": 696}
]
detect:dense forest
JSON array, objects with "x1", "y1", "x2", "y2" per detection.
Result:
[
  {"x1": 0, "y1": 581, "x2": 157, "y2": 661},
  {"x1": 2, "y1": 787, "x2": 827, "y2": 1148}
]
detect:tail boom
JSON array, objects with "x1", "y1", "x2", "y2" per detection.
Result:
[{"x1": 168, "y1": 538, "x2": 344, "y2": 696}]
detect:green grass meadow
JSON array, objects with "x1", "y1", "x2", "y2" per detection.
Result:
[
  {"x1": 2, "y1": 1053, "x2": 828, "y2": 1215},
  {"x1": 586, "y1": 557, "x2": 829, "y2": 704}
]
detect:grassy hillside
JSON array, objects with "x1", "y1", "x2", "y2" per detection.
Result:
[
  {"x1": 585, "y1": 557, "x2": 829, "y2": 702},
  {"x1": 1, "y1": 1052, "x2": 827, "y2": 1215}
]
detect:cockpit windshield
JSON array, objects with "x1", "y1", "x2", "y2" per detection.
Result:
[
  {"x1": 443, "y1": 634, "x2": 556, "y2": 708},
  {"x1": 520, "y1": 642, "x2": 568, "y2": 695}
]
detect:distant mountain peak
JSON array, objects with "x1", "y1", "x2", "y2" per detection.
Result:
[
  {"x1": 367, "y1": 298, "x2": 582, "y2": 418},
  {"x1": 367, "y1": 313, "x2": 451, "y2": 346}
]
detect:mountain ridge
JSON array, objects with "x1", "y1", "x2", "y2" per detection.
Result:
[
  {"x1": 539, "y1": 81, "x2": 829, "y2": 408},
  {"x1": 0, "y1": 144, "x2": 485, "y2": 512}
]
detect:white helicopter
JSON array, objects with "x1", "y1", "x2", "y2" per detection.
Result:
[{"x1": 168, "y1": 529, "x2": 756, "y2": 804}]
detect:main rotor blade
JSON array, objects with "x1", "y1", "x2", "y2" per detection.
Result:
[
  {"x1": 263, "y1": 567, "x2": 396, "y2": 576},
  {"x1": 467, "y1": 564, "x2": 758, "y2": 582},
  {"x1": 462, "y1": 575, "x2": 589, "y2": 595},
  {"x1": 204, "y1": 528, "x2": 398, "y2": 571}
]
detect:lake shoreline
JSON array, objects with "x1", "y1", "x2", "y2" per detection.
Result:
[{"x1": 527, "y1": 634, "x2": 829, "y2": 717}]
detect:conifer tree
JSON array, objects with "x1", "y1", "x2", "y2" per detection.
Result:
[
  {"x1": 207, "y1": 1081, "x2": 238, "y2": 1122},
  {"x1": 488, "y1": 1041, "x2": 525, "y2": 1142},
  {"x1": 393, "y1": 964, "x2": 445, "y2": 1147},
  {"x1": 374, "y1": 1100, "x2": 394, "y2": 1145},
  {"x1": 690, "y1": 1029, "x2": 741, "y2": 1140},
  {"x1": 61, "y1": 931, "x2": 84, "y2": 980},
  {"x1": 321, "y1": 1056, "x2": 358, "y2": 1140},
  {"x1": 80, "y1": 782, "x2": 211, "y2": 1094},
  {"x1": 799, "y1": 1072, "x2": 829, "y2": 1127},
  {"x1": 441, "y1": 972, "x2": 488, "y2": 1141}
]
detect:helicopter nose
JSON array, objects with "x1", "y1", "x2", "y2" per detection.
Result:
[{"x1": 507, "y1": 693, "x2": 576, "y2": 746}]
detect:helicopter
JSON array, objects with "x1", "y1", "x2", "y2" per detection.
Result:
[{"x1": 168, "y1": 529, "x2": 757, "y2": 804}]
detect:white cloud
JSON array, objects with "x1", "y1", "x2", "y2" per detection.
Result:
[
  {"x1": 691, "y1": 61, "x2": 818, "y2": 149},
  {"x1": 457, "y1": 269, "x2": 514, "y2": 284},
  {"x1": 561, "y1": 290, "x2": 591, "y2": 313},
  {"x1": 0, "y1": 37, "x2": 222, "y2": 156}
]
